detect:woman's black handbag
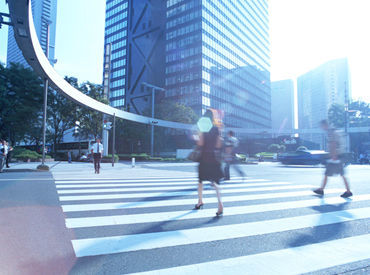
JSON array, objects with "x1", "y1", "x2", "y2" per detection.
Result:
[{"x1": 188, "y1": 147, "x2": 201, "y2": 162}]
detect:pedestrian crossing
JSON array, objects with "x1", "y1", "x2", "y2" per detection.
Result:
[{"x1": 54, "y1": 176, "x2": 370, "y2": 274}]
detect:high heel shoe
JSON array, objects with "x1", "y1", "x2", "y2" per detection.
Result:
[
  {"x1": 194, "y1": 203, "x2": 204, "y2": 210},
  {"x1": 216, "y1": 210, "x2": 223, "y2": 216}
]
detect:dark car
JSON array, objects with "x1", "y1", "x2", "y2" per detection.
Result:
[{"x1": 278, "y1": 149, "x2": 329, "y2": 165}]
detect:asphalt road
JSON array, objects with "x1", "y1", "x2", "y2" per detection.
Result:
[{"x1": 0, "y1": 162, "x2": 369, "y2": 274}]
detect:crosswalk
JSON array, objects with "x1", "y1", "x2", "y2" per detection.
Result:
[{"x1": 55, "y1": 176, "x2": 370, "y2": 274}]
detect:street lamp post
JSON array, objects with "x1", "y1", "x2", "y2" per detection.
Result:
[
  {"x1": 141, "y1": 83, "x2": 165, "y2": 157},
  {"x1": 39, "y1": 19, "x2": 52, "y2": 170}
]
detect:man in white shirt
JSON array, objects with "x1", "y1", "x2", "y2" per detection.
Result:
[{"x1": 91, "y1": 138, "x2": 104, "y2": 174}]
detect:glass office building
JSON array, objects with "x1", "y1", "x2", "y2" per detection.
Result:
[
  {"x1": 103, "y1": 0, "x2": 166, "y2": 112},
  {"x1": 298, "y1": 58, "x2": 351, "y2": 148},
  {"x1": 7, "y1": 0, "x2": 58, "y2": 67},
  {"x1": 165, "y1": 0, "x2": 271, "y2": 128},
  {"x1": 104, "y1": 0, "x2": 271, "y2": 129}
]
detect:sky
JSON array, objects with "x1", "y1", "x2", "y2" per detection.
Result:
[{"x1": 0, "y1": 0, "x2": 369, "y2": 102}]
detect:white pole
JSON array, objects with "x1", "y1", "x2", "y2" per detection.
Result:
[{"x1": 132, "y1": 157, "x2": 135, "y2": 168}]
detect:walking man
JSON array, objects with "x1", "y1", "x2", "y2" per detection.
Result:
[
  {"x1": 91, "y1": 138, "x2": 103, "y2": 174},
  {"x1": 224, "y1": 131, "x2": 246, "y2": 181},
  {"x1": 0, "y1": 140, "x2": 7, "y2": 173},
  {"x1": 5, "y1": 141, "x2": 13, "y2": 168},
  {"x1": 313, "y1": 120, "x2": 353, "y2": 198}
]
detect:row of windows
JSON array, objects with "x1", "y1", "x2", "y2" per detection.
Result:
[
  {"x1": 167, "y1": 0, "x2": 185, "y2": 8},
  {"x1": 166, "y1": 9, "x2": 201, "y2": 29},
  {"x1": 112, "y1": 58, "x2": 126, "y2": 69},
  {"x1": 166, "y1": 33, "x2": 201, "y2": 51},
  {"x1": 106, "y1": 2, "x2": 128, "y2": 19},
  {"x1": 202, "y1": 96, "x2": 211, "y2": 107},
  {"x1": 106, "y1": 10, "x2": 128, "y2": 28},
  {"x1": 112, "y1": 68, "x2": 126, "y2": 78},
  {"x1": 165, "y1": 58, "x2": 201, "y2": 74},
  {"x1": 105, "y1": 21, "x2": 127, "y2": 36},
  {"x1": 111, "y1": 49, "x2": 126, "y2": 60},
  {"x1": 166, "y1": 71, "x2": 201, "y2": 85},
  {"x1": 203, "y1": 2, "x2": 269, "y2": 58},
  {"x1": 203, "y1": 24, "x2": 269, "y2": 71},
  {"x1": 167, "y1": 0, "x2": 197, "y2": 18},
  {"x1": 110, "y1": 88, "x2": 125, "y2": 98},
  {"x1": 204, "y1": 0, "x2": 269, "y2": 44},
  {"x1": 166, "y1": 22, "x2": 201, "y2": 40},
  {"x1": 166, "y1": 84, "x2": 201, "y2": 97},
  {"x1": 106, "y1": 0, "x2": 127, "y2": 10},
  {"x1": 111, "y1": 78, "x2": 125, "y2": 88},
  {"x1": 111, "y1": 98, "x2": 125, "y2": 108},
  {"x1": 166, "y1": 46, "x2": 201, "y2": 63},
  {"x1": 112, "y1": 39, "x2": 127, "y2": 51},
  {"x1": 106, "y1": 30, "x2": 127, "y2": 44}
]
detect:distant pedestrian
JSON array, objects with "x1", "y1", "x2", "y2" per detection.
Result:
[
  {"x1": 0, "y1": 140, "x2": 6, "y2": 173},
  {"x1": 67, "y1": 150, "x2": 72, "y2": 163},
  {"x1": 91, "y1": 138, "x2": 103, "y2": 174},
  {"x1": 5, "y1": 141, "x2": 13, "y2": 168},
  {"x1": 195, "y1": 109, "x2": 224, "y2": 216},
  {"x1": 224, "y1": 131, "x2": 246, "y2": 181},
  {"x1": 313, "y1": 120, "x2": 352, "y2": 198}
]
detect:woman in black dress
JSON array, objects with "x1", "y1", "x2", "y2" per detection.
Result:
[{"x1": 195, "y1": 110, "x2": 224, "y2": 216}]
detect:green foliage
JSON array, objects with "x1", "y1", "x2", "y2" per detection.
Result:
[
  {"x1": 154, "y1": 100, "x2": 199, "y2": 124},
  {"x1": 328, "y1": 103, "x2": 345, "y2": 128},
  {"x1": 0, "y1": 63, "x2": 43, "y2": 144},
  {"x1": 13, "y1": 149, "x2": 41, "y2": 160},
  {"x1": 47, "y1": 85, "x2": 78, "y2": 154},
  {"x1": 72, "y1": 80, "x2": 107, "y2": 140},
  {"x1": 255, "y1": 152, "x2": 276, "y2": 159},
  {"x1": 102, "y1": 154, "x2": 119, "y2": 163},
  {"x1": 268, "y1": 144, "x2": 286, "y2": 153},
  {"x1": 268, "y1": 144, "x2": 280, "y2": 153}
]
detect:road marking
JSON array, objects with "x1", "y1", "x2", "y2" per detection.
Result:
[
  {"x1": 131, "y1": 234, "x2": 370, "y2": 275},
  {"x1": 58, "y1": 185, "x2": 315, "y2": 200},
  {"x1": 55, "y1": 177, "x2": 253, "y2": 184},
  {"x1": 56, "y1": 182, "x2": 293, "y2": 194},
  {"x1": 65, "y1": 194, "x2": 370, "y2": 228},
  {"x1": 72, "y1": 207, "x2": 370, "y2": 257},
  {"x1": 61, "y1": 189, "x2": 343, "y2": 212},
  {"x1": 55, "y1": 179, "x2": 272, "y2": 188}
]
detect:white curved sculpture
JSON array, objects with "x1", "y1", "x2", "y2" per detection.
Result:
[{"x1": 7, "y1": 0, "x2": 193, "y2": 130}]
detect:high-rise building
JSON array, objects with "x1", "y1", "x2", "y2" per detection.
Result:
[
  {"x1": 165, "y1": 0, "x2": 271, "y2": 128},
  {"x1": 103, "y1": 0, "x2": 166, "y2": 112},
  {"x1": 103, "y1": 0, "x2": 271, "y2": 129},
  {"x1": 7, "y1": 0, "x2": 58, "y2": 67},
  {"x1": 297, "y1": 58, "x2": 351, "y2": 147},
  {"x1": 271, "y1": 79, "x2": 295, "y2": 132}
]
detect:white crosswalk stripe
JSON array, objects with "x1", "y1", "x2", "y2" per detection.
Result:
[{"x1": 54, "y1": 176, "x2": 370, "y2": 274}]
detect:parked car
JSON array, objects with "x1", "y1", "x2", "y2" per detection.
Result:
[{"x1": 278, "y1": 149, "x2": 329, "y2": 165}]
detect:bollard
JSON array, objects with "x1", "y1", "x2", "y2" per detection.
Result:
[{"x1": 132, "y1": 157, "x2": 135, "y2": 168}]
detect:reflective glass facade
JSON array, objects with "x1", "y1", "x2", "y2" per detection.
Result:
[
  {"x1": 103, "y1": 0, "x2": 166, "y2": 113},
  {"x1": 298, "y1": 58, "x2": 351, "y2": 148},
  {"x1": 165, "y1": 0, "x2": 271, "y2": 128},
  {"x1": 7, "y1": 0, "x2": 58, "y2": 67},
  {"x1": 104, "y1": 0, "x2": 129, "y2": 108}
]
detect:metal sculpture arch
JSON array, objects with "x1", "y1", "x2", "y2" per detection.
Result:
[{"x1": 7, "y1": 0, "x2": 193, "y2": 131}]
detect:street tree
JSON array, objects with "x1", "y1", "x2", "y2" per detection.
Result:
[
  {"x1": 0, "y1": 63, "x2": 43, "y2": 144},
  {"x1": 328, "y1": 103, "x2": 345, "y2": 128},
  {"x1": 73, "y1": 81, "x2": 108, "y2": 141}
]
